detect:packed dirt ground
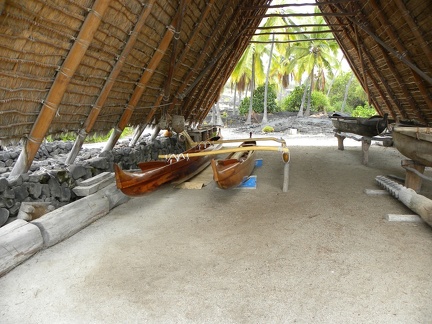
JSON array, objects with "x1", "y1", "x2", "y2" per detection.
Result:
[{"x1": 1, "y1": 118, "x2": 431, "y2": 323}]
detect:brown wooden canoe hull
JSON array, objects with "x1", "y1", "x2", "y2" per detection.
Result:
[
  {"x1": 329, "y1": 114, "x2": 388, "y2": 137},
  {"x1": 114, "y1": 141, "x2": 220, "y2": 196},
  {"x1": 393, "y1": 127, "x2": 432, "y2": 167},
  {"x1": 211, "y1": 141, "x2": 256, "y2": 189}
]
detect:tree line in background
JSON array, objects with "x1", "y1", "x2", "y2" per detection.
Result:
[{"x1": 219, "y1": 5, "x2": 376, "y2": 125}]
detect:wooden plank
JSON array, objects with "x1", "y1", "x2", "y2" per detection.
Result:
[{"x1": 386, "y1": 214, "x2": 423, "y2": 222}]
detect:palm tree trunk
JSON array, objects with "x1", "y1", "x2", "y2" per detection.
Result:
[
  {"x1": 341, "y1": 73, "x2": 354, "y2": 113},
  {"x1": 246, "y1": 55, "x2": 255, "y2": 125},
  {"x1": 216, "y1": 101, "x2": 223, "y2": 125},
  {"x1": 210, "y1": 105, "x2": 215, "y2": 124},
  {"x1": 305, "y1": 67, "x2": 314, "y2": 117},
  {"x1": 262, "y1": 34, "x2": 275, "y2": 125},
  {"x1": 298, "y1": 75, "x2": 310, "y2": 117},
  {"x1": 233, "y1": 85, "x2": 237, "y2": 116}
]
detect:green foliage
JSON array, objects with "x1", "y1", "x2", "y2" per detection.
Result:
[
  {"x1": 311, "y1": 91, "x2": 331, "y2": 112},
  {"x1": 281, "y1": 86, "x2": 331, "y2": 112},
  {"x1": 328, "y1": 72, "x2": 366, "y2": 113},
  {"x1": 46, "y1": 127, "x2": 134, "y2": 143},
  {"x1": 262, "y1": 125, "x2": 274, "y2": 133},
  {"x1": 352, "y1": 102, "x2": 377, "y2": 118},
  {"x1": 238, "y1": 85, "x2": 280, "y2": 115},
  {"x1": 281, "y1": 85, "x2": 305, "y2": 112}
]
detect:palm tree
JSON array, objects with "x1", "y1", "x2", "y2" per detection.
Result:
[{"x1": 285, "y1": 9, "x2": 339, "y2": 116}]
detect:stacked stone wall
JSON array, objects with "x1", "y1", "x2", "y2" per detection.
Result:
[{"x1": 0, "y1": 136, "x2": 185, "y2": 226}]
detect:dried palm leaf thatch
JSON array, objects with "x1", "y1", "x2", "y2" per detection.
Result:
[{"x1": 0, "y1": 0, "x2": 430, "y2": 152}]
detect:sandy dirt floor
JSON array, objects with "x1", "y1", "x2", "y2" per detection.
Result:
[{"x1": 1, "y1": 132, "x2": 432, "y2": 323}]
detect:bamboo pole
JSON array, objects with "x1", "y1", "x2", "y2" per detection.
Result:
[
  {"x1": 249, "y1": 38, "x2": 336, "y2": 44},
  {"x1": 158, "y1": 145, "x2": 290, "y2": 159},
  {"x1": 242, "y1": 0, "x2": 354, "y2": 10},
  {"x1": 163, "y1": 0, "x2": 187, "y2": 100},
  {"x1": 248, "y1": 24, "x2": 347, "y2": 29},
  {"x1": 65, "y1": 1, "x2": 155, "y2": 164},
  {"x1": 9, "y1": 0, "x2": 111, "y2": 177},
  {"x1": 128, "y1": 94, "x2": 163, "y2": 146},
  {"x1": 102, "y1": 12, "x2": 182, "y2": 152},
  {"x1": 247, "y1": 30, "x2": 341, "y2": 36},
  {"x1": 243, "y1": 12, "x2": 357, "y2": 19}
]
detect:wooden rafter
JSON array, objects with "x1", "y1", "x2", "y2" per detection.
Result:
[
  {"x1": 168, "y1": 1, "x2": 232, "y2": 117},
  {"x1": 9, "y1": 0, "x2": 111, "y2": 177},
  {"x1": 324, "y1": 5, "x2": 399, "y2": 119},
  {"x1": 65, "y1": 0, "x2": 155, "y2": 164},
  {"x1": 102, "y1": 8, "x2": 183, "y2": 151},
  {"x1": 248, "y1": 24, "x2": 346, "y2": 29},
  {"x1": 163, "y1": 0, "x2": 187, "y2": 100},
  {"x1": 367, "y1": 0, "x2": 431, "y2": 116},
  {"x1": 242, "y1": 0, "x2": 354, "y2": 10},
  {"x1": 192, "y1": 1, "x2": 267, "y2": 123},
  {"x1": 335, "y1": 3, "x2": 432, "y2": 86}
]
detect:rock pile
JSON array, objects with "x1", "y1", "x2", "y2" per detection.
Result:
[{"x1": 0, "y1": 135, "x2": 185, "y2": 226}]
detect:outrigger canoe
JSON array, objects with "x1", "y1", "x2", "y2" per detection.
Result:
[
  {"x1": 392, "y1": 126, "x2": 432, "y2": 167},
  {"x1": 114, "y1": 136, "x2": 221, "y2": 196},
  {"x1": 329, "y1": 113, "x2": 388, "y2": 137},
  {"x1": 211, "y1": 141, "x2": 256, "y2": 189}
]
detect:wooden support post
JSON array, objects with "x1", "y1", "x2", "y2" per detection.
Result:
[
  {"x1": 150, "y1": 125, "x2": 161, "y2": 142},
  {"x1": 335, "y1": 133, "x2": 345, "y2": 150},
  {"x1": 402, "y1": 160, "x2": 426, "y2": 193},
  {"x1": 9, "y1": 0, "x2": 111, "y2": 176},
  {"x1": 283, "y1": 162, "x2": 290, "y2": 192},
  {"x1": 361, "y1": 138, "x2": 371, "y2": 165}
]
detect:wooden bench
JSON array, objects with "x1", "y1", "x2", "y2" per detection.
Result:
[{"x1": 334, "y1": 132, "x2": 393, "y2": 165}]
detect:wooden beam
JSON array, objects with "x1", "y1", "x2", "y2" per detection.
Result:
[
  {"x1": 243, "y1": 12, "x2": 357, "y2": 19},
  {"x1": 367, "y1": 0, "x2": 431, "y2": 120},
  {"x1": 102, "y1": 10, "x2": 182, "y2": 152},
  {"x1": 249, "y1": 38, "x2": 336, "y2": 44},
  {"x1": 393, "y1": 0, "x2": 432, "y2": 62},
  {"x1": 354, "y1": 25, "x2": 370, "y2": 105},
  {"x1": 248, "y1": 24, "x2": 346, "y2": 30},
  {"x1": 168, "y1": 2, "x2": 233, "y2": 115},
  {"x1": 163, "y1": 0, "x2": 187, "y2": 100},
  {"x1": 325, "y1": 8, "x2": 395, "y2": 118},
  {"x1": 9, "y1": 0, "x2": 111, "y2": 177},
  {"x1": 325, "y1": 4, "x2": 402, "y2": 119},
  {"x1": 65, "y1": 0, "x2": 155, "y2": 164},
  {"x1": 242, "y1": 0, "x2": 355, "y2": 10},
  {"x1": 337, "y1": 5, "x2": 432, "y2": 85},
  {"x1": 246, "y1": 30, "x2": 340, "y2": 36}
]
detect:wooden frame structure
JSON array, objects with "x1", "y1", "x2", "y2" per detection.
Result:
[{"x1": 0, "y1": 0, "x2": 430, "y2": 175}]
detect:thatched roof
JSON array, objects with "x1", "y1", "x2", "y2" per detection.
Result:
[{"x1": 0, "y1": 0, "x2": 431, "y2": 174}]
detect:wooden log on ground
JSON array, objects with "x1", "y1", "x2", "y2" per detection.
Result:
[
  {"x1": 0, "y1": 219, "x2": 43, "y2": 277},
  {"x1": 402, "y1": 159, "x2": 426, "y2": 192},
  {"x1": 376, "y1": 175, "x2": 432, "y2": 227},
  {"x1": 99, "y1": 183, "x2": 130, "y2": 210},
  {"x1": 32, "y1": 191, "x2": 110, "y2": 248}
]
